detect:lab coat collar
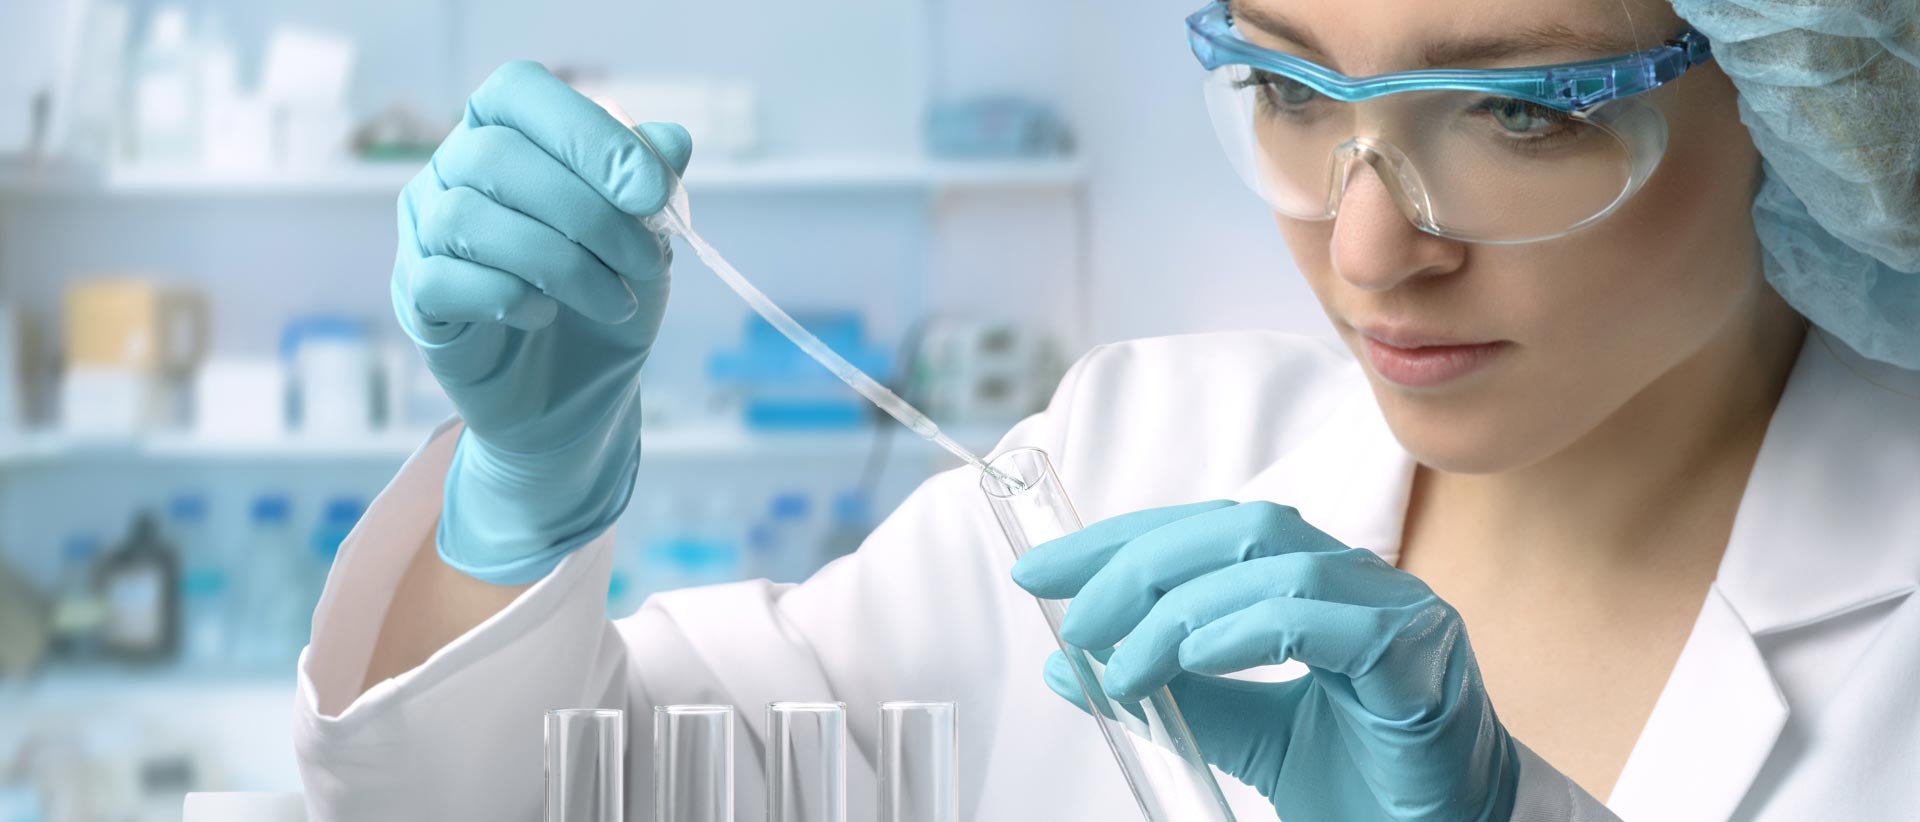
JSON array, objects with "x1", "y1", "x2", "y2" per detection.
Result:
[{"x1": 1712, "y1": 330, "x2": 1920, "y2": 636}]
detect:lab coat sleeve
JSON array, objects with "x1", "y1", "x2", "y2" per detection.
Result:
[
  {"x1": 1510, "y1": 740, "x2": 1620, "y2": 822},
  {"x1": 293, "y1": 418, "x2": 633, "y2": 821},
  {"x1": 294, "y1": 350, "x2": 1108, "y2": 822}
]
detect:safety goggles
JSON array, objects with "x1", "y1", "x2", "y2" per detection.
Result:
[{"x1": 1186, "y1": 1, "x2": 1714, "y2": 243}]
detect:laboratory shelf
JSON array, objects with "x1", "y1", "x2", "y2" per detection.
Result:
[
  {"x1": 0, "y1": 425, "x2": 1008, "y2": 467},
  {"x1": 0, "y1": 157, "x2": 1085, "y2": 199}
]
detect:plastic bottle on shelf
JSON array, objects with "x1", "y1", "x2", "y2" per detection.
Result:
[
  {"x1": 819, "y1": 491, "x2": 874, "y2": 561},
  {"x1": 49, "y1": 534, "x2": 106, "y2": 661},
  {"x1": 762, "y1": 492, "x2": 816, "y2": 583},
  {"x1": 308, "y1": 497, "x2": 366, "y2": 619},
  {"x1": 233, "y1": 494, "x2": 303, "y2": 668},
  {"x1": 169, "y1": 493, "x2": 230, "y2": 667},
  {"x1": 96, "y1": 511, "x2": 181, "y2": 664},
  {"x1": 686, "y1": 494, "x2": 743, "y2": 588}
]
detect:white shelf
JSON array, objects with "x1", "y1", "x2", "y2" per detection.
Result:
[
  {"x1": 0, "y1": 156, "x2": 1084, "y2": 199},
  {"x1": 0, "y1": 424, "x2": 1007, "y2": 467}
]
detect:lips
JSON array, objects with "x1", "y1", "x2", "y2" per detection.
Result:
[{"x1": 1354, "y1": 325, "x2": 1511, "y2": 388}]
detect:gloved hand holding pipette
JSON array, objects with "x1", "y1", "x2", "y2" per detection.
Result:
[{"x1": 391, "y1": 61, "x2": 691, "y2": 585}]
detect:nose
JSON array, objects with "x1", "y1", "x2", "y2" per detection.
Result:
[{"x1": 1328, "y1": 155, "x2": 1466, "y2": 292}]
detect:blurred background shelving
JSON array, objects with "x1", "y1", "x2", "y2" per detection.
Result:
[{"x1": 0, "y1": 0, "x2": 1325, "y2": 818}]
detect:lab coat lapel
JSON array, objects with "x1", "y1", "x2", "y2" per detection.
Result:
[{"x1": 1610, "y1": 331, "x2": 1920, "y2": 820}]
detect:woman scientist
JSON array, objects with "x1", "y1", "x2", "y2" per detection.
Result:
[{"x1": 293, "y1": 0, "x2": 1919, "y2": 819}]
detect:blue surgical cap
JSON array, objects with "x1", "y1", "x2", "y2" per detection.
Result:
[{"x1": 1668, "y1": 0, "x2": 1920, "y2": 368}]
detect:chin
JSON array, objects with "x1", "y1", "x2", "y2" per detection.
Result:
[{"x1": 1367, "y1": 379, "x2": 1562, "y2": 475}]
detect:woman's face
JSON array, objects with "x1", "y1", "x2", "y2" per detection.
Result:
[{"x1": 1246, "y1": 0, "x2": 1772, "y2": 473}]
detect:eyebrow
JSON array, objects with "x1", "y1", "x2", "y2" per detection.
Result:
[{"x1": 1227, "y1": 2, "x2": 1643, "y2": 70}]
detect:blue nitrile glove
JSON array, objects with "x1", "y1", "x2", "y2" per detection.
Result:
[
  {"x1": 1012, "y1": 500, "x2": 1519, "y2": 822},
  {"x1": 391, "y1": 61, "x2": 692, "y2": 585}
]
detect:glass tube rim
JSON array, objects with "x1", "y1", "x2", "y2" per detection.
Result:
[
  {"x1": 979, "y1": 447, "x2": 1051, "y2": 499},
  {"x1": 549, "y1": 708, "x2": 625, "y2": 720},
  {"x1": 878, "y1": 700, "x2": 957, "y2": 712},
  {"x1": 657, "y1": 704, "x2": 736, "y2": 716},
  {"x1": 769, "y1": 701, "x2": 848, "y2": 713}
]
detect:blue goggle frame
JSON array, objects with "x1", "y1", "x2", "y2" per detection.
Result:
[{"x1": 1186, "y1": 1, "x2": 1714, "y2": 112}]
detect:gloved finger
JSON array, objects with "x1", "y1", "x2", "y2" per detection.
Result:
[
  {"x1": 463, "y1": 61, "x2": 693, "y2": 217},
  {"x1": 1176, "y1": 596, "x2": 1415, "y2": 681},
  {"x1": 1100, "y1": 549, "x2": 1406, "y2": 701},
  {"x1": 417, "y1": 186, "x2": 640, "y2": 324},
  {"x1": 430, "y1": 122, "x2": 669, "y2": 283},
  {"x1": 1042, "y1": 650, "x2": 1151, "y2": 724},
  {"x1": 1011, "y1": 500, "x2": 1235, "y2": 600},
  {"x1": 1060, "y1": 501, "x2": 1349, "y2": 650},
  {"x1": 404, "y1": 254, "x2": 560, "y2": 332},
  {"x1": 1161, "y1": 674, "x2": 1310, "y2": 797}
]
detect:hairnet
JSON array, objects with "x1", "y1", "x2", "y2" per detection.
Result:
[{"x1": 1667, "y1": 0, "x2": 1920, "y2": 368}]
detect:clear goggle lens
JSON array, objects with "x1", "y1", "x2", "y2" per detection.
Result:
[{"x1": 1203, "y1": 65, "x2": 1668, "y2": 244}]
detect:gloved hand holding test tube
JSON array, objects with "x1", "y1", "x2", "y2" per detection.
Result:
[{"x1": 594, "y1": 100, "x2": 1238, "y2": 822}]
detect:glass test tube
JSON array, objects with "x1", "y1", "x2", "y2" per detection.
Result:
[
  {"x1": 655, "y1": 705, "x2": 734, "y2": 822},
  {"x1": 981, "y1": 448, "x2": 1237, "y2": 822},
  {"x1": 878, "y1": 701, "x2": 958, "y2": 822},
  {"x1": 546, "y1": 709, "x2": 625, "y2": 822},
  {"x1": 767, "y1": 702, "x2": 847, "y2": 822}
]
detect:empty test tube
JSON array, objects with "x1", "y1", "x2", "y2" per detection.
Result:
[
  {"x1": 878, "y1": 701, "x2": 959, "y2": 822},
  {"x1": 655, "y1": 705, "x2": 735, "y2": 822},
  {"x1": 767, "y1": 702, "x2": 847, "y2": 822},
  {"x1": 545, "y1": 709, "x2": 625, "y2": 822},
  {"x1": 981, "y1": 448, "x2": 1237, "y2": 822}
]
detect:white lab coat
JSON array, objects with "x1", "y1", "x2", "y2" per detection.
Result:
[{"x1": 294, "y1": 329, "x2": 1920, "y2": 822}]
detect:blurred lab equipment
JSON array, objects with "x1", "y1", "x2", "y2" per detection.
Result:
[
  {"x1": 636, "y1": 495, "x2": 742, "y2": 599},
  {"x1": 708, "y1": 311, "x2": 894, "y2": 430},
  {"x1": 0, "y1": 302, "x2": 23, "y2": 439},
  {"x1": 130, "y1": 7, "x2": 199, "y2": 165},
  {"x1": 96, "y1": 510, "x2": 182, "y2": 664},
  {"x1": 927, "y1": 98, "x2": 1073, "y2": 158},
  {"x1": 913, "y1": 321, "x2": 1062, "y2": 424},
  {"x1": 819, "y1": 491, "x2": 874, "y2": 562},
  {"x1": 49, "y1": 534, "x2": 106, "y2": 661},
  {"x1": 654, "y1": 705, "x2": 734, "y2": 822},
  {"x1": 232, "y1": 495, "x2": 303, "y2": 668},
  {"x1": 378, "y1": 342, "x2": 449, "y2": 430},
  {"x1": 879, "y1": 701, "x2": 958, "y2": 822},
  {"x1": 60, "y1": 278, "x2": 208, "y2": 436},
  {"x1": 183, "y1": 792, "x2": 308, "y2": 822},
  {"x1": 767, "y1": 702, "x2": 846, "y2": 822},
  {"x1": 193, "y1": 357, "x2": 287, "y2": 440},
  {"x1": 574, "y1": 79, "x2": 758, "y2": 159},
  {"x1": 282, "y1": 316, "x2": 374, "y2": 436},
  {"x1": 258, "y1": 26, "x2": 356, "y2": 170},
  {"x1": 169, "y1": 494, "x2": 231, "y2": 668},
  {"x1": 546, "y1": 709, "x2": 624, "y2": 822},
  {"x1": 309, "y1": 497, "x2": 366, "y2": 584},
  {"x1": 759, "y1": 492, "x2": 817, "y2": 582},
  {"x1": 614, "y1": 100, "x2": 1012, "y2": 483},
  {"x1": 0, "y1": 556, "x2": 51, "y2": 678},
  {"x1": 981, "y1": 447, "x2": 1236, "y2": 822}
]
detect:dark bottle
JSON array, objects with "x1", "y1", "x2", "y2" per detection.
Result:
[{"x1": 95, "y1": 511, "x2": 181, "y2": 663}]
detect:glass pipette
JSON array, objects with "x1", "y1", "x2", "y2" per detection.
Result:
[{"x1": 595, "y1": 100, "x2": 1020, "y2": 490}]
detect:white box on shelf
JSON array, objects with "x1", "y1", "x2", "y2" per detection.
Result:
[
  {"x1": 194, "y1": 357, "x2": 287, "y2": 440},
  {"x1": 60, "y1": 367, "x2": 165, "y2": 437}
]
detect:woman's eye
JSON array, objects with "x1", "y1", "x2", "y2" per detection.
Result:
[
  {"x1": 1480, "y1": 98, "x2": 1571, "y2": 136},
  {"x1": 1269, "y1": 75, "x2": 1319, "y2": 106},
  {"x1": 1236, "y1": 69, "x2": 1322, "y2": 109}
]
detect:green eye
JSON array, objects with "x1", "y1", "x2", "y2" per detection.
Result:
[
  {"x1": 1271, "y1": 75, "x2": 1319, "y2": 106},
  {"x1": 1234, "y1": 69, "x2": 1323, "y2": 108},
  {"x1": 1482, "y1": 98, "x2": 1569, "y2": 135}
]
